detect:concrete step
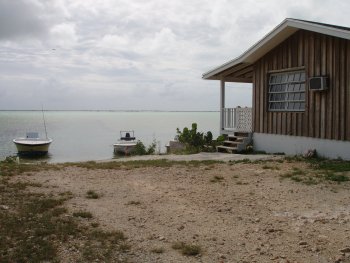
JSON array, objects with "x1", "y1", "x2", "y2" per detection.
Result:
[
  {"x1": 227, "y1": 136, "x2": 246, "y2": 142},
  {"x1": 223, "y1": 140, "x2": 240, "y2": 146},
  {"x1": 234, "y1": 132, "x2": 250, "y2": 137},
  {"x1": 216, "y1": 145, "x2": 237, "y2": 153}
]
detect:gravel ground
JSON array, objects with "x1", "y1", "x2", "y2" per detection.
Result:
[
  {"x1": 18, "y1": 157, "x2": 350, "y2": 263},
  {"x1": 106, "y1": 152, "x2": 281, "y2": 163}
]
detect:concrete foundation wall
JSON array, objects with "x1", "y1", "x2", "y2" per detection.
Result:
[{"x1": 253, "y1": 133, "x2": 350, "y2": 160}]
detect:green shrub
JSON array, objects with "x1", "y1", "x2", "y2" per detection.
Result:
[
  {"x1": 176, "y1": 123, "x2": 204, "y2": 148},
  {"x1": 133, "y1": 140, "x2": 157, "y2": 155},
  {"x1": 176, "y1": 123, "x2": 219, "y2": 153}
]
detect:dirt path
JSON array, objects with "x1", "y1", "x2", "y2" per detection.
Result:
[{"x1": 19, "y1": 159, "x2": 350, "y2": 263}]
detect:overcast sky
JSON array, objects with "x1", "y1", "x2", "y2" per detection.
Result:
[{"x1": 0, "y1": 0, "x2": 349, "y2": 110}]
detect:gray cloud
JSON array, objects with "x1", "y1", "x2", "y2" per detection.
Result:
[
  {"x1": 0, "y1": 0, "x2": 349, "y2": 110},
  {"x1": 0, "y1": 0, "x2": 49, "y2": 40}
]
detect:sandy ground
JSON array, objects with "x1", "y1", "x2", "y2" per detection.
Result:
[
  {"x1": 106, "y1": 153, "x2": 279, "y2": 163},
  {"x1": 17, "y1": 156, "x2": 350, "y2": 263}
]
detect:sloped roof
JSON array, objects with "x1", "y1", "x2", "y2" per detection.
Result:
[{"x1": 202, "y1": 18, "x2": 350, "y2": 82}]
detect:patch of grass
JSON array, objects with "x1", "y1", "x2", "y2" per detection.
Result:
[
  {"x1": 81, "y1": 229, "x2": 129, "y2": 261},
  {"x1": 172, "y1": 241, "x2": 201, "y2": 256},
  {"x1": 0, "y1": 159, "x2": 130, "y2": 263},
  {"x1": 229, "y1": 158, "x2": 281, "y2": 166},
  {"x1": 0, "y1": 156, "x2": 60, "y2": 177},
  {"x1": 119, "y1": 242, "x2": 131, "y2": 252},
  {"x1": 229, "y1": 158, "x2": 252, "y2": 165},
  {"x1": 0, "y1": 188, "x2": 130, "y2": 262},
  {"x1": 126, "y1": 200, "x2": 141, "y2": 206},
  {"x1": 303, "y1": 177, "x2": 319, "y2": 185},
  {"x1": 281, "y1": 158, "x2": 350, "y2": 185},
  {"x1": 236, "y1": 181, "x2": 248, "y2": 185},
  {"x1": 188, "y1": 160, "x2": 223, "y2": 167},
  {"x1": 210, "y1": 175, "x2": 224, "y2": 183},
  {"x1": 280, "y1": 167, "x2": 319, "y2": 185},
  {"x1": 204, "y1": 165, "x2": 215, "y2": 170},
  {"x1": 90, "y1": 229, "x2": 126, "y2": 243},
  {"x1": 290, "y1": 175, "x2": 303, "y2": 182},
  {"x1": 309, "y1": 159, "x2": 350, "y2": 172},
  {"x1": 69, "y1": 159, "x2": 224, "y2": 170},
  {"x1": 262, "y1": 165, "x2": 280, "y2": 170},
  {"x1": 67, "y1": 160, "x2": 122, "y2": 170},
  {"x1": 73, "y1": 211, "x2": 93, "y2": 219},
  {"x1": 86, "y1": 190, "x2": 100, "y2": 199},
  {"x1": 0, "y1": 186, "x2": 80, "y2": 262},
  {"x1": 280, "y1": 172, "x2": 321, "y2": 185},
  {"x1": 309, "y1": 159, "x2": 350, "y2": 183},
  {"x1": 324, "y1": 172, "x2": 349, "y2": 182},
  {"x1": 151, "y1": 247, "x2": 165, "y2": 254},
  {"x1": 291, "y1": 167, "x2": 306, "y2": 176},
  {"x1": 91, "y1": 222, "x2": 99, "y2": 228},
  {"x1": 26, "y1": 197, "x2": 65, "y2": 214},
  {"x1": 58, "y1": 191, "x2": 74, "y2": 201},
  {"x1": 51, "y1": 207, "x2": 68, "y2": 216},
  {"x1": 284, "y1": 155, "x2": 305, "y2": 162}
]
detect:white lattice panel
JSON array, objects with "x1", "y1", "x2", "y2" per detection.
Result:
[{"x1": 234, "y1": 107, "x2": 252, "y2": 132}]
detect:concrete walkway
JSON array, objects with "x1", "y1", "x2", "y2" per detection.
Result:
[{"x1": 110, "y1": 152, "x2": 281, "y2": 162}]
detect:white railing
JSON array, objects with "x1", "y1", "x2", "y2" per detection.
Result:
[
  {"x1": 223, "y1": 108, "x2": 234, "y2": 129},
  {"x1": 223, "y1": 107, "x2": 252, "y2": 132}
]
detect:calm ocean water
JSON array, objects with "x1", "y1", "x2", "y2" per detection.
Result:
[{"x1": 0, "y1": 111, "x2": 219, "y2": 163}]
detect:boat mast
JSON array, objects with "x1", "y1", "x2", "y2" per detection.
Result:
[{"x1": 41, "y1": 105, "x2": 48, "y2": 139}]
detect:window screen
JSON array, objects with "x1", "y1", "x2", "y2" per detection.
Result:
[{"x1": 268, "y1": 71, "x2": 306, "y2": 111}]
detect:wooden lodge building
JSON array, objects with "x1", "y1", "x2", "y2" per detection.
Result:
[{"x1": 203, "y1": 18, "x2": 350, "y2": 159}]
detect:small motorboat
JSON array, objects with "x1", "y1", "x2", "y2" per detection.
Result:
[
  {"x1": 13, "y1": 132, "x2": 53, "y2": 156},
  {"x1": 113, "y1": 131, "x2": 137, "y2": 155}
]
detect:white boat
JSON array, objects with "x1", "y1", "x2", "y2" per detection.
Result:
[
  {"x1": 113, "y1": 131, "x2": 137, "y2": 155},
  {"x1": 13, "y1": 132, "x2": 53, "y2": 156}
]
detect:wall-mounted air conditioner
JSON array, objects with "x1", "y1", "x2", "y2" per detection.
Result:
[{"x1": 309, "y1": 76, "x2": 329, "y2": 91}]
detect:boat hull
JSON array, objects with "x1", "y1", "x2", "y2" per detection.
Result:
[{"x1": 13, "y1": 139, "x2": 52, "y2": 156}]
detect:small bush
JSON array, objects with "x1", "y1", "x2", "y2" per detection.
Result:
[
  {"x1": 172, "y1": 241, "x2": 201, "y2": 256},
  {"x1": 262, "y1": 165, "x2": 280, "y2": 170},
  {"x1": 90, "y1": 229, "x2": 126, "y2": 243},
  {"x1": 86, "y1": 190, "x2": 100, "y2": 199},
  {"x1": 210, "y1": 175, "x2": 224, "y2": 183},
  {"x1": 91, "y1": 222, "x2": 99, "y2": 228},
  {"x1": 126, "y1": 200, "x2": 141, "y2": 206},
  {"x1": 151, "y1": 247, "x2": 165, "y2": 254},
  {"x1": 73, "y1": 211, "x2": 93, "y2": 219},
  {"x1": 176, "y1": 123, "x2": 219, "y2": 153},
  {"x1": 134, "y1": 140, "x2": 156, "y2": 155}
]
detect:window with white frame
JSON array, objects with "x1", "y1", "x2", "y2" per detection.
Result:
[{"x1": 268, "y1": 71, "x2": 306, "y2": 111}]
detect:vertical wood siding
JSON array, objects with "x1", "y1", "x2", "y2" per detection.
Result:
[{"x1": 253, "y1": 30, "x2": 350, "y2": 141}]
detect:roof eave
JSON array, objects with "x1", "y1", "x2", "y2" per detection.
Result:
[
  {"x1": 287, "y1": 19, "x2": 350, "y2": 40},
  {"x1": 202, "y1": 18, "x2": 294, "y2": 79},
  {"x1": 203, "y1": 18, "x2": 350, "y2": 80}
]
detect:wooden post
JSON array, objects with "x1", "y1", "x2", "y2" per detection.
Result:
[{"x1": 220, "y1": 79, "x2": 225, "y2": 133}]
